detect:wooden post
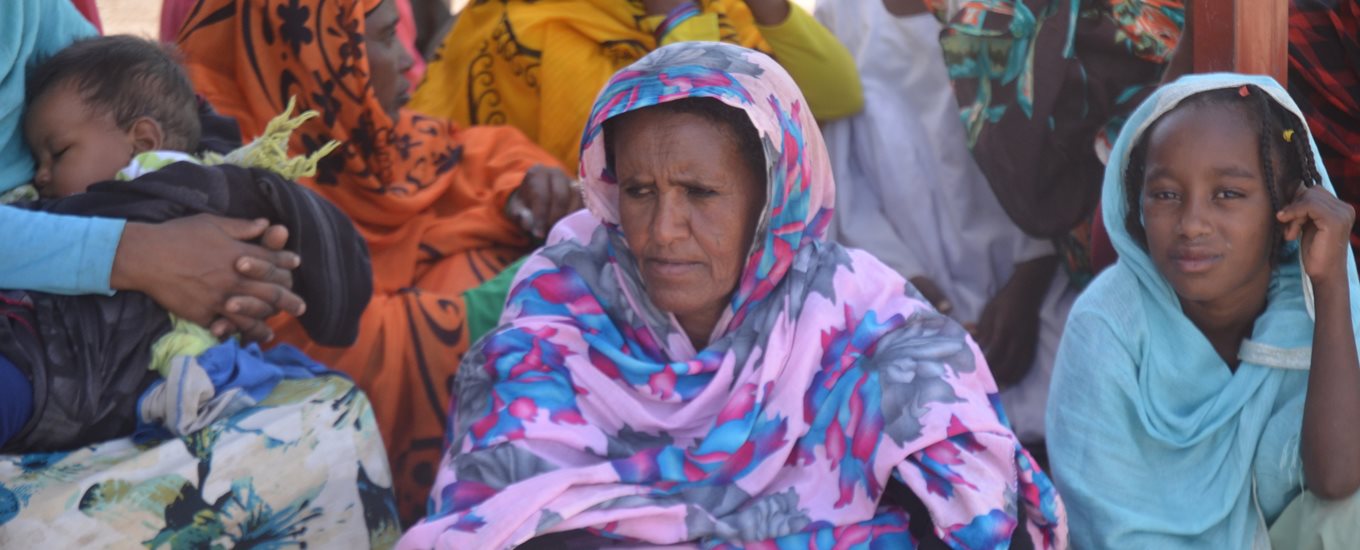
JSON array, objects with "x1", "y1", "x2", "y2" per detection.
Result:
[{"x1": 1192, "y1": 0, "x2": 1290, "y2": 83}]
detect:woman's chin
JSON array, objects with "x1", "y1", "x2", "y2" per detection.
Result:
[{"x1": 646, "y1": 287, "x2": 724, "y2": 320}]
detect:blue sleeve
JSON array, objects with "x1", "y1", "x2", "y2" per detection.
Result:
[
  {"x1": 0, "y1": 205, "x2": 124, "y2": 295},
  {"x1": 33, "y1": 0, "x2": 98, "y2": 60},
  {"x1": 0, "y1": 0, "x2": 97, "y2": 192}
]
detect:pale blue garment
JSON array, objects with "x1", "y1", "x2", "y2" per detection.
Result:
[
  {"x1": 1046, "y1": 74, "x2": 1360, "y2": 549},
  {"x1": 0, "y1": 0, "x2": 124, "y2": 295}
]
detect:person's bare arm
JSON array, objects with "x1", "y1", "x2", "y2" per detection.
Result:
[
  {"x1": 975, "y1": 254, "x2": 1059, "y2": 386},
  {"x1": 111, "y1": 215, "x2": 305, "y2": 343},
  {"x1": 1282, "y1": 187, "x2": 1360, "y2": 499},
  {"x1": 743, "y1": 0, "x2": 792, "y2": 25}
]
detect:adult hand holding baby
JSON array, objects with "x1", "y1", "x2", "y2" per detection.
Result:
[{"x1": 110, "y1": 215, "x2": 305, "y2": 343}]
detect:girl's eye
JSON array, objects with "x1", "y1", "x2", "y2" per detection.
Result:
[
  {"x1": 1214, "y1": 189, "x2": 1245, "y2": 199},
  {"x1": 1149, "y1": 190, "x2": 1178, "y2": 201},
  {"x1": 52, "y1": 147, "x2": 68, "y2": 160}
]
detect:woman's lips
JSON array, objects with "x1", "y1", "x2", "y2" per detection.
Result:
[{"x1": 644, "y1": 258, "x2": 702, "y2": 278}]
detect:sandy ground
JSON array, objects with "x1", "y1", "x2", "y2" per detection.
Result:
[{"x1": 96, "y1": 0, "x2": 163, "y2": 38}]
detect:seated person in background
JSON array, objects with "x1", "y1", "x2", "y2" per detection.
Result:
[
  {"x1": 177, "y1": 0, "x2": 582, "y2": 523},
  {"x1": 410, "y1": 0, "x2": 865, "y2": 171},
  {"x1": 398, "y1": 42, "x2": 1065, "y2": 549},
  {"x1": 0, "y1": 34, "x2": 372, "y2": 453},
  {"x1": 1047, "y1": 74, "x2": 1360, "y2": 548},
  {"x1": 922, "y1": 0, "x2": 1185, "y2": 288},
  {"x1": 815, "y1": 0, "x2": 1073, "y2": 446}
]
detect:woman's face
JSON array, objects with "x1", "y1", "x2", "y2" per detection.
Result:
[
  {"x1": 1140, "y1": 102, "x2": 1279, "y2": 309},
  {"x1": 364, "y1": 0, "x2": 413, "y2": 120},
  {"x1": 613, "y1": 108, "x2": 765, "y2": 342}
]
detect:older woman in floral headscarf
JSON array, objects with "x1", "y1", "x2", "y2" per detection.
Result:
[
  {"x1": 400, "y1": 42, "x2": 1065, "y2": 549},
  {"x1": 177, "y1": 0, "x2": 581, "y2": 523}
]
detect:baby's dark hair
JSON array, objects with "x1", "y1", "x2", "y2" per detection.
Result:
[
  {"x1": 602, "y1": 97, "x2": 766, "y2": 188},
  {"x1": 27, "y1": 35, "x2": 200, "y2": 152},
  {"x1": 1123, "y1": 84, "x2": 1323, "y2": 260}
]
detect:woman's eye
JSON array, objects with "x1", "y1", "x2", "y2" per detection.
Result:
[
  {"x1": 1149, "y1": 190, "x2": 1178, "y2": 201},
  {"x1": 686, "y1": 186, "x2": 717, "y2": 198},
  {"x1": 1214, "y1": 189, "x2": 1245, "y2": 199},
  {"x1": 622, "y1": 185, "x2": 652, "y2": 198}
]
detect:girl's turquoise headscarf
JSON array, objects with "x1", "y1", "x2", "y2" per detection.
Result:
[
  {"x1": 0, "y1": 0, "x2": 96, "y2": 191},
  {"x1": 1048, "y1": 73, "x2": 1360, "y2": 548}
]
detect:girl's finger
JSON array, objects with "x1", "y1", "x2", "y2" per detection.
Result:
[
  {"x1": 1278, "y1": 198, "x2": 1321, "y2": 225},
  {"x1": 1282, "y1": 217, "x2": 1308, "y2": 242}
]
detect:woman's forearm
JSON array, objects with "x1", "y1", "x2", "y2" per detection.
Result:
[
  {"x1": 743, "y1": 0, "x2": 791, "y2": 26},
  {"x1": 1301, "y1": 275, "x2": 1360, "y2": 499}
]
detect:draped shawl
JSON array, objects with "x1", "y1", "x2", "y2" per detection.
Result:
[{"x1": 401, "y1": 42, "x2": 1065, "y2": 549}]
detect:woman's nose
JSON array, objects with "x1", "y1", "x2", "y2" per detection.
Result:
[
  {"x1": 650, "y1": 191, "x2": 689, "y2": 245},
  {"x1": 398, "y1": 43, "x2": 416, "y2": 75}
]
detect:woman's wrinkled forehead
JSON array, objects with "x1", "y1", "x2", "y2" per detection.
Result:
[{"x1": 578, "y1": 42, "x2": 834, "y2": 232}]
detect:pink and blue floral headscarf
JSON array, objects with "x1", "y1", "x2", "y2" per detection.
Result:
[{"x1": 399, "y1": 42, "x2": 1066, "y2": 550}]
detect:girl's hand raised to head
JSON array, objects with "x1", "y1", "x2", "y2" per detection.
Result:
[{"x1": 1278, "y1": 186, "x2": 1356, "y2": 285}]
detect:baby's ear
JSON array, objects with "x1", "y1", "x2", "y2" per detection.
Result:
[{"x1": 128, "y1": 117, "x2": 164, "y2": 154}]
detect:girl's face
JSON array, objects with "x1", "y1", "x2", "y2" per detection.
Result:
[{"x1": 1140, "y1": 102, "x2": 1281, "y2": 310}]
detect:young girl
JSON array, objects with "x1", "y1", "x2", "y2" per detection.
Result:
[{"x1": 1047, "y1": 74, "x2": 1360, "y2": 548}]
